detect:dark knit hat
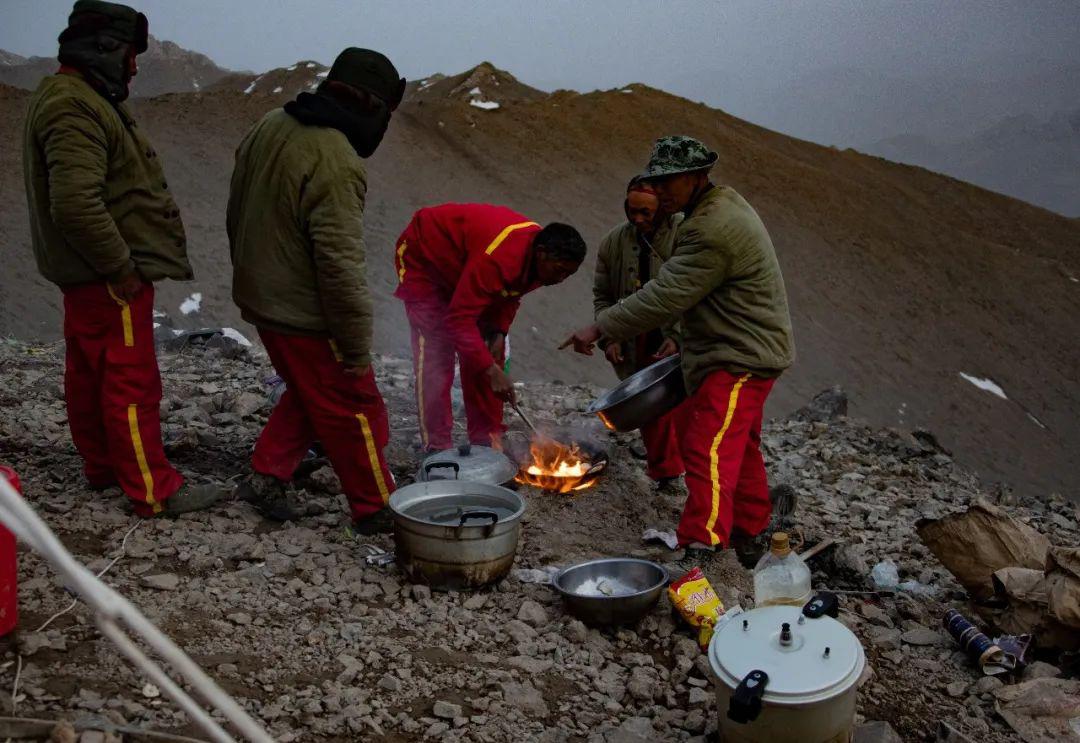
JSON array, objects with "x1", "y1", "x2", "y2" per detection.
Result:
[
  {"x1": 59, "y1": 0, "x2": 149, "y2": 54},
  {"x1": 327, "y1": 48, "x2": 405, "y2": 108}
]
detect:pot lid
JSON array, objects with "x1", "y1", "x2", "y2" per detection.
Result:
[
  {"x1": 419, "y1": 444, "x2": 517, "y2": 485},
  {"x1": 390, "y1": 480, "x2": 525, "y2": 526},
  {"x1": 709, "y1": 604, "x2": 865, "y2": 705}
]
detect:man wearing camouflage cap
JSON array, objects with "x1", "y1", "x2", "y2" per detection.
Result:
[
  {"x1": 228, "y1": 48, "x2": 405, "y2": 532},
  {"x1": 23, "y1": 1, "x2": 225, "y2": 517},
  {"x1": 563, "y1": 136, "x2": 794, "y2": 560}
]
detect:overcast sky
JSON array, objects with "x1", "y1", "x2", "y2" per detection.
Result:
[{"x1": 3, "y1": 0, "x2": 1078, "y2": 138}]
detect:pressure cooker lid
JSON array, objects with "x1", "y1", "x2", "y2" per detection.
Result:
[
  {"x1": 419, "y1": 443, "x2": 517, "y2": 485},
  {"x1": 709, "y1": 603, "x2": 865, "y2": 705}
]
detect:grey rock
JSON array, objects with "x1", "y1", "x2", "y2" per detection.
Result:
[
  {"x1": 900, "y1": 627, "x2": 946, "y2": 646},
  {"x1": 946, "y1": 681, "x2": 968, "y2": 698},
  {"x1": 433, "y1": 700, "x2": 462, "y2": 719},
  {"x1": 791, "y1": 386, "x2": 847, "y2": 422},
  {"x1": 141, "y1": 573, "x2": 181, "y2": 591},
  {"x1": 972, "y1": 676, "x2": 1003, "y2": 695},
  {"x1": 500, "y1": 681, "x2": 549, "y2": 716},
  {"x1": 867, "y1": 627, "x2": 902, "y2": 651},
  {"x1": 854, "y1": 721, "x2": 903, "y2": 743},
  {"x1": 517, "y1": 599, "x2": 549, "y2": 628},
  {"x1": 1021, "y1": 661, "x2": 1061, "y2": 680}
]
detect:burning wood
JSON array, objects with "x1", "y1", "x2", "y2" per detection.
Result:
[{"x1": 514, "y1": 438, "x2": 603, "y2": 493}]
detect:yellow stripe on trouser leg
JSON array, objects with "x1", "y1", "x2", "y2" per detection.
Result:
[
  {"x1": 356, "y1": 413, "x2": 390, "y2": 504},
  {"x1": 329, "y1": 339, "x2": 343, "y2": 362},
  {"x1": 705, "y1": 374, "x2": 752, "y2": 546},
  {"x1": 416, "y1": 335, "x2": 428, "y2": 448},
  {"x1": 106, "y1": 286, "x2": 134, "y2": 347},
  {"x1": 127, "y1": 404, "x2": 160, "y2": 513}
]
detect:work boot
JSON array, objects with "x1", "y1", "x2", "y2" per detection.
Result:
[
  {"x1": 655, "y1": 475, "x2": 685, "y2": 494},
  {"x1": 352, "y1": 507, "x2": 394, "y2": 536},
  {"x1": 730, "y1": 529, "x2": 768, "y2": 569},
  {"x1": 159, "y1": 482, "x2": 227, "y2": 517},
  {"x1": 769, "y1": 484, "x2": 797, "y2": 519},
  {"x1": 667, "y1": 542, "x2": 720, "y2": 582},
  {"x1": 236, "y1": 473, "x2": 300, "y2": 522}
]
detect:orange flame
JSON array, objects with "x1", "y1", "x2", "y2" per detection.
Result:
[{"x1": 515, "y1": 439, "x2": 599, "y2": 493}]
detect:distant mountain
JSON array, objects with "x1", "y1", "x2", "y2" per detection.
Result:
[
  {"x1": 668, "y1": 59, "x2": 1080, "y2": 216},
  {"x1": 208, "y1": 59, "x2": 329, "y2": 98},
  {"x1": 868, "y1": 109, "x2": 1080, "y2": 216},
  {"x1": 0, "y1": 35, "x2": 232, "y2": 97}
]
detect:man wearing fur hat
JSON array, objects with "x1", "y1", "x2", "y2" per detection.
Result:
[
  {"x1": 228, "y1": 48, "x2": 406, "y2": 533},
  {"x1": 23, "y1": 1, "x2": 224, "y2": 516},
  {"x1": 563, "y1": 136, "x2": 795, "y2": 562}
]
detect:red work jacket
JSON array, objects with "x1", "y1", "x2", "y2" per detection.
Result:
[{"x1": 395, "y1": 203, "x2": 541, "y2": 371}]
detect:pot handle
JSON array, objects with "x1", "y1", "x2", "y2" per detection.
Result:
[
  {"x1": 423, "y1": 461, "x2": 460, "y2": 479},
  {"x1": 727, "y1": 669, "x2": 768, "y2": 724},
  {"x1": 454, "y1": 509, "x2": 499, "y2": 539}
]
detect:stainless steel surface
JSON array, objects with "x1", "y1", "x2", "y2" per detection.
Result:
[
  {"x1": 389, "y1": 480, "x2": 525, "y2": 590},
  {"x1": 417, "y1": 443, "x2": 518, "y2": 487},
  {"x1": 553, "y1": 558, "x2": 668, "y2": 625},
  {"x1": 585, "y1": 355, "x2": 686, "y2": 432}
]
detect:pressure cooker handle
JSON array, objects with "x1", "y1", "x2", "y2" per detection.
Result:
[
  {"x1": 423, "y1": 461, "x2": 460, "y2": 479},
  {"x1": 727, "y1": 669, "x2": 768, "y2": 724},
  {"x1": 455, "y1": 509, "x2": 500, "y2": 538}
]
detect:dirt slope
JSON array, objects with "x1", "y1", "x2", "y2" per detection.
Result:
[{"x1": 0, "y1": 65, "x2": 1077, "y2": 501}]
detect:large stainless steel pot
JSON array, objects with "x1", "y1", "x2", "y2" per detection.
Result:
[
  {"x1": 389, "y1": 480, "x2": 525, "y2": 590},
  {"x1": 585, "y1": 355, "x2": 686, "y2": 432}
]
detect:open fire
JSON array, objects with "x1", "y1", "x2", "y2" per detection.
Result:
[{"x1": 513, "y1": 438, "x2": 606, "y2": 493}]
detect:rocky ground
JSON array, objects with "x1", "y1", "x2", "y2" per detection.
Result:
[{"x1": 0, "y1": 335, "x2": 1077, "y2": 742}]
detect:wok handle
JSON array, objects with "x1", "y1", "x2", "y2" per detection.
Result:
[
  {"x1": 455, "y1": 509, "x2": 499, "y2": 538},
  {"x1": 423, "y1": 461, "x2": 460, "y2": 479}
]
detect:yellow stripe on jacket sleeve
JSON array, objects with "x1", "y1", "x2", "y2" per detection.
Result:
[
  {"x1": 705, "y1": 374, "x2": 752, "y2": 545},
  {"x1": 106, "y1": 286, "x2": 135, "y2": 348},
  {"x1": 396, "y1": 240, "x2": 408, "y2": 283},
  {"x1": 356, "y1": 413, "x2": 390, "y2": 504},
  {"x1": 416, "y1": 335, "x2": 429, "y2": 449},
  {"x1": 484, "y1": 221, "x2": 539, "y2": 255},
  {"x1": 127, "y1": 404, "x2": 160, "y2": 513}
]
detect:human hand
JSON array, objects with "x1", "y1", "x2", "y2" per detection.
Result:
[
  {"x1": 485, "y1": 364, "x2": 516, "y2": 402},
  {"x1": 484, "y1": 331, "x2": 506, "y2": 358},
  {"x1": 604, "y1": 343, "x2": 624, "y2": 364},
  {"x1": 652, "y1": 338, "x2": 679, "y2": 360},
  {"x1": 108, "y1": 268, "x2": 143, "y2": 302},
  {"x1": 558, "y1": 324, "x2": 602, "y2": 355}
]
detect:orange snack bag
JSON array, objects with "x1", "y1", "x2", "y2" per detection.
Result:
[{"x1": 668, "y1": 567, "x2": 725, "y2": 649}]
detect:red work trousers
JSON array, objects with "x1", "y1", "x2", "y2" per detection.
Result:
[
  {"x1": 61, "y1": 282, "x2": 182, "y2": 516},
  {"x1": 403, "y1": 300, "x2": 505, "y2": 452},
  {"x1": 252, "y1": 329, "x2": 394, "y2": 520},
  {"x1": 640, "y1": 410, "x2": 685, "y2": 481},
  {"x1": 675, "y1": 370, "x2": 775, "y2": 548}
]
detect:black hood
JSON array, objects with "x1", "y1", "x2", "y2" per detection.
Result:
[
  {"x1": 284, "y1": 90, "x2": 391, "y2": 158},
  {"x1": 57, "y1": 0, "x2": 149, "y2": 103}
]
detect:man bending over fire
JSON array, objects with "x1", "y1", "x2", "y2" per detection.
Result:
[
  {"x1": 562, "y1": 136, "x2": 795, "y2": 564},
  {"x1": 394, "y1": 205, "x2": 586, "y2": 452}
]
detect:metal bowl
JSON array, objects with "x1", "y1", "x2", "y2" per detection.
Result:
[
  {"x1": 553, "y1": 558, "x2": 668, "y2": 626},
  {"x1": 585, "y1": 355, "x2": 686, "y2": 432}
]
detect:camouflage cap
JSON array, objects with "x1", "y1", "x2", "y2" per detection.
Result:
[{"x1": 640, "y1": 135, "x2": 718, "y2": 179}]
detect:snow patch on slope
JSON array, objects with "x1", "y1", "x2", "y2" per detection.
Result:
[
  {"x1": 180, "y1": 293, "x2": 202, "y2": 315},
  {"x1": 959, "y1": 372, "x2": 1007, "y2": 400}
]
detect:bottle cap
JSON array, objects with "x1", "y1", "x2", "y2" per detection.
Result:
[{"x1": 770, "y1": 532, "x2": 791, "y2": 557}]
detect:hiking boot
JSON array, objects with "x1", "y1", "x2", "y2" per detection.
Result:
[
  {"x1": 655, "y1": 475, "x2": 685, "y2": 494},
  {"x1": 730, "y1": 529, "x2": 768, "y2": 569},
  {"x1": 236, "y1": 473, "x2": 300, "y2": 522},
  {"x1": 352, "y1": 507, "x2": 394, "y2": 536},
  {"x1": 159, "y1": 482, "x2": 227, "y2": 517},
  {"x1": 667, "y1": 542, "x2": 720, "y2": 581},
  {"x1": 769, "y1": 484, "x2": 797, "y2": 519}
]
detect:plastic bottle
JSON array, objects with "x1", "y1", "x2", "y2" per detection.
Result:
[{"x1": 753, "y1": 532, "x2": 812, "y2": 607}]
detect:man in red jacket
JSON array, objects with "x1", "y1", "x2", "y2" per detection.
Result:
[{"x1": 394, "y1": 205, "x2": 586, "y2": 451}]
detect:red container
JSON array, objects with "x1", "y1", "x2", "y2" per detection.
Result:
[{"x1": 0, "y1": 465, "x2": 19, "y2": 637}]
